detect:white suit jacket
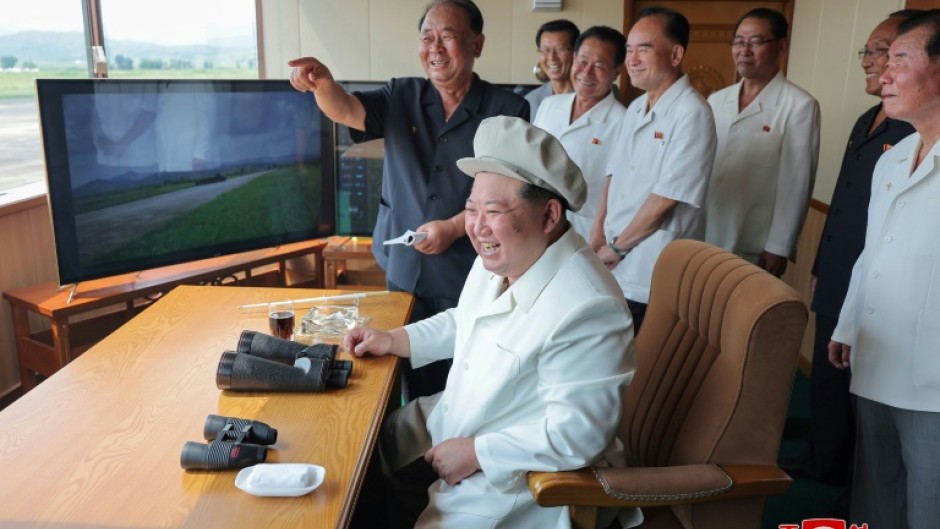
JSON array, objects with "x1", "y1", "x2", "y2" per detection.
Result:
[
  {"x1": 534, "y1": 91, "x2": 626, "y2": 242},
  {"x1": 705, "y1": 71, "x2": 820, "y2": 261},
  {"x1": 406, "y1": 228, "x2": 636, "y2": 528},
  {"x1": 832, "y1": 133, "x2": 940, "y2": 412}
]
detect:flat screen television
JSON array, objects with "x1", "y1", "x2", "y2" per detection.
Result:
[{"x1": 37, "y1": 79, "x2": 335, "y2": 285}]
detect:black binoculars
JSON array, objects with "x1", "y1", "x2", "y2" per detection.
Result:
[
  {"x1": 216, "y1": 330, "x2": 353, "y2": 392},
  {"x1": 180, "y1": 414, "x2": 277, "y2": 470}
]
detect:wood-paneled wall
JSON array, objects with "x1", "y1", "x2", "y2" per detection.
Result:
[
  {"x1": 781, "y1": 202, "x2": 827, "y2": 374},
  {"x1": 0, "y1": 197, "x2": 57, "y2": 399}
]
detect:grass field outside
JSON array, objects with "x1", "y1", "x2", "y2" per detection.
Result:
[{"x1": 89, "y1": 165, "x2": 324, "y2": 265}]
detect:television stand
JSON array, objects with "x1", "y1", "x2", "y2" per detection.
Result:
[
  {"x1": 3, "y1": 239, "x2": 327, "y2": 394},
  {"x1": 57, "y1": 283, "x2": 81, "y2": 305}
]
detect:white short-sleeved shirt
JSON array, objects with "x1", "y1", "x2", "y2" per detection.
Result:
[
  {"x1": 604, "y1": 75, "x2": 717, "y2": 303},
  {"x1": 534, "y1": 91, "x2": 626, "y2": 241}
]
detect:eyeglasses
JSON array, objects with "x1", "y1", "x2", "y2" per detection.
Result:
[
  {"x1": 730, "y1": 37, "x2": 780, "y2": 49},
  {"x1": 858, "y1": 47, "x2": 889, "y2": 60},
  {"x1": 538, "y1": 46, "x2": 572, "y2": 57}
]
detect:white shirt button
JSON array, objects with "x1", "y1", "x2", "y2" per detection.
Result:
[
  {"x1": 884, "y1": 235, "x2": 893, "y2": 243},
  {"x1": 866, "y1": 305, "x2": 875, "y2": 314}
]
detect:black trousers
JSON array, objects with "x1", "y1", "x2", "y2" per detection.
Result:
[
  {"x1": 388, "y1": 280, "x2": 456, "y2": 400},
  {"x1": 807, "y1": 313, "x2": 856, "y2": 485},
  {"x1": 626, "y1": 299, "x2": 647, "y2": 335}
]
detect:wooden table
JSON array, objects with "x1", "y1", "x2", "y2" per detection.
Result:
[
  {"x1": 322, "y1": 237, "x2": 385, "y2": 290},
  {"x1": 3, "y1": 239, "x2": 326, "y2": 392},
  {"x1": 0, "y1": 285, "x2": 413, "y2": 529}
]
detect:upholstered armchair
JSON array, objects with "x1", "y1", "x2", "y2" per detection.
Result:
[{"x1": 528, "y1": 239, "x2": 808, "y2": 529}]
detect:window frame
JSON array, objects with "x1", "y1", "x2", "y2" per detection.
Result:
[{"x1": 0, "y1": 0, "x2": 263, "y2": 206}]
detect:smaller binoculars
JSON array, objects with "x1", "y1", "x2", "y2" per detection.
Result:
[
  {"x1": 180, "y1": 414, "x2": 277, "y2": 471},
  {"x1": 216, "y1": 330, "x2": 353, "y2": 392}
]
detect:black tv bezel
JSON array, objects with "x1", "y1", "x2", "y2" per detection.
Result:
[{"x1": 36, "y1": 78, "x2": 336, "y2": 286}]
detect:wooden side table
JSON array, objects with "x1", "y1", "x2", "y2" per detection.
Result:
[
  {"x1": 322, "y1": 237, "x2": 386, "y2": 290},
  {"x1": 3, "y1": 239, "x2": 326, "y2": 393}
]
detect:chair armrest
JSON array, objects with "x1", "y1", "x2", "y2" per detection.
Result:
[{"x1": 527, "y1": 464, "x2": 792, "y2": 508}]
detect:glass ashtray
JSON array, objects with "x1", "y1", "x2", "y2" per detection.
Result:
[{"x1": 295, "y1": 305, "x2": 369, "y2": 341}]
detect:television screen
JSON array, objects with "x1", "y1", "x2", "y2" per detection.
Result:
[
  {"x1": 334, "y1": 81, "x2": 385, "y2": 237},
  {"x1": 37, "y1": 79, "x2": 335, "y2": 285},
  {"x1": 331, "y1": 81, "x2": 540, "y2": 237}
]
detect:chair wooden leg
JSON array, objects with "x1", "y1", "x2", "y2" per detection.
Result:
[{"x1": 571, "y1": 505, "x2": 598, "y2": 529}]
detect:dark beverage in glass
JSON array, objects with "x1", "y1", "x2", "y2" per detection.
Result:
[
  {"x1": 267, "y1": 301, "x2": 295, "y2": 340},
  {"x1": 269, "y1": 311, "x2": 295, "y2": 339}
]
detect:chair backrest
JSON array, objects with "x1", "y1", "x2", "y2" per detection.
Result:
[{"x1": 620, "y1": 239, "x2": 806, "y2": 474}]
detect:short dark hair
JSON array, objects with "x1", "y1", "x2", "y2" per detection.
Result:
[
  {"x1": 419, "y1": 0, "x2": 484, "y2": 35},
  {"x1": 575, "y1": 26, "x2": 627, "y2": 65},
  {"x1": 518, "y1": 182, "x2": 567, "y2": 211},
  {"x1": 535, "y1": 19, "x2": 580, "y2": 49},
  {"x1": 735, "y1": 8, "x2": 789, "y2": 39},
  {"x1": 637, "y1": 6, "x2": 690, "y2": 50},
  {"x1": 890, "y1": 9, "x2": 925, "y2": 21},
  {"x1": 897, "y1": 9, "x2": 940, "y2": 60}
]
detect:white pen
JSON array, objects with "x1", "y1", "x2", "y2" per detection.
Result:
[{"x1": 237, "y1": 290, "x2": 390, "y2": 310}]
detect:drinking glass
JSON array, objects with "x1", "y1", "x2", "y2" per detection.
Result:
[{"x1": 267, "y1": 301, "x2": 295, "y2": 340}]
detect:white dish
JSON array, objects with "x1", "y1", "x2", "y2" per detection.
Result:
[{"x1": 235, "y1": 463, "x2": 326, "y2": 497}]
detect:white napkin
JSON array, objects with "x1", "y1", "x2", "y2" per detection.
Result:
[{"x1": 246, "y1": 464, "x2": 315, "y2": 489}]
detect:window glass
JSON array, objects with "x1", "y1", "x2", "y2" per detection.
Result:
[
  {"x1": 0, "y1": 0, "x2": 85, "y2": 194},
  {"x1": 0, "y1": 0, "x2": 258, "y2": 196},
  {"x1": 101, "y1": 0, "x2": 257, "y2": 80}
]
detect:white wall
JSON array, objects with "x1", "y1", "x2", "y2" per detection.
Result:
[
  {"x1": 260, "y1": 0, "x2": 907, "y2": 203},
  {"x1": 787, "y1": 0, "x2": 907, "y2": 201},
  {"x1": 260, "y1": 0, "x2": 624, "y2": 83}
]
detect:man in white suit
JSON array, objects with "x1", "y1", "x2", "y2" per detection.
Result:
[
  {"x1": 345, "y1": 116, "x2": 636, "y2": 529},
  {"x1": 829, "y1": 9, "x2": 940, "y2": 528},
  {"x1": 704, "y1": 7, "x2": 820, "y2": 277},
  {"x1": 533, "y1": 25, "x2": 627, "y2": 248}
]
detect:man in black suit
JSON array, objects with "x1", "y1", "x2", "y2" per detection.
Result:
[{"x1": 792, "y1": 9, "x2": 919, "y2": 513}]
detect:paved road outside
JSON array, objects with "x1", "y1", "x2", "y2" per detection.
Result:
[
  {"x1": 75, "y1": 171, "x2": 268, "y2": 259},
  {"x1": 0, "y1": 98, "x2": 45, "y2": 191}
]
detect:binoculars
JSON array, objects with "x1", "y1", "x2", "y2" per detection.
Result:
[
  {"x1": 181, "y1": 414, "x2": 277, "y2": 470},
  {"x1": 216, "y1": 330, "x2": 353, "y2": 392}
]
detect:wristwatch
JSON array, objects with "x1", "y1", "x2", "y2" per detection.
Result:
[{"x1": 607, "y1": 238, "x2": 630, "y2": 257}]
